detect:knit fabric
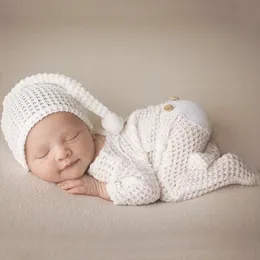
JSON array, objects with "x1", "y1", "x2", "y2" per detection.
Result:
[
  {"x1": 88, "y1": 99, "x2": 259, "y2": 206},
  {"x1": 1, "y1": 73, "x2": 124, "y2": 170}
]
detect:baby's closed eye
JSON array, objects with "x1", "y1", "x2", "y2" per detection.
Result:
[
  {"x1": 36, "y1": 149, "x2": 50, "y2": 159},
  {"x1": 65, "y1": 132, "x2": 81, "y2": 142}
]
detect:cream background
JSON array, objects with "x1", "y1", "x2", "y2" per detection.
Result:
[{"x1": 0, "y1": 1, "x2": 260, "y2": 259}]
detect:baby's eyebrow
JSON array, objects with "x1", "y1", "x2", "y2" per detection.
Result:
[
  {"x1": 62, "y1": 127, "x2": 82, "y2": 134},
  {"x1": 36, "y1": 144, "x2": 49, "y2": 153},
  {"x1": 33, "y1": 127, "x2": 82, "y2": 149},
  {"x1": 61, "y1": 129, "x2": 77, "y2": 136},
  {"x1": 51, "y1": 128, "x2": 76, "y2": 138}
]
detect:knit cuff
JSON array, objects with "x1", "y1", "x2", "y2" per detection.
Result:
[{"x1": 106, "y1": 182, "x2": 128, "y2": 206}]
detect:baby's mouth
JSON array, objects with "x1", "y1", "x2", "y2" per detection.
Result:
[{"x1": 62, "y1": 159, "x2": 79, "y2": 170}]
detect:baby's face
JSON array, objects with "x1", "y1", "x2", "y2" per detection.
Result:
[{"x1": 25, "y1": 112, "x2": 95, "y2": 183}]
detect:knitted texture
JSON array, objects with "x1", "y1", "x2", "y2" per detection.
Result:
[
  {"x1": 1, "y1": 73, "x2": 123, "y2": 170},
  {"x1": 88, "y1": 100, "x2": 259, "y2": 205}
]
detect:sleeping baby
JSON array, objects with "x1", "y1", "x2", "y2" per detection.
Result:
[{"x1": 1, "y1": 73, "x2": 259, "y2": 205}]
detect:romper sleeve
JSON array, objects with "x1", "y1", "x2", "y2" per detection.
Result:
[{"x1": 106, "y1": 162, "x2": 161, "y2": 206}]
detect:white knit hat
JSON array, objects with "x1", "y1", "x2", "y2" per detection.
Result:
[{"x1": 1, "y1": 73, "x2": 124, "y2": 170}]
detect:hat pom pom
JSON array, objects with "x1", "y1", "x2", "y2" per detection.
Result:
[{"x1": 101, "y1": 113, "x2": 124, "y2": 134}]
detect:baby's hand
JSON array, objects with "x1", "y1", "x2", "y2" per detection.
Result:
[{"x1": 58, "y1": 174, "x2": 111, "y2": 201}]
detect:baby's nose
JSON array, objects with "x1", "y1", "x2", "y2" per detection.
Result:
[{"x1": 55, "y1": 146, "x2": 72, "y2": 161}]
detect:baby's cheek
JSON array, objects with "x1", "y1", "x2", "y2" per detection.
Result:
[
  {"x1": 35, "y1": 160, "x2": 59, "y2": 182},
  {"x1": 74, "y1": 140, "x2": 93, "y2": 157},
  {"x1": 80, "y1": 145, "x2": 95, "y2": 161}
]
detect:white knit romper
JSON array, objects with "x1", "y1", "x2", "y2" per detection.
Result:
[{"x1": 89, "y1": 99, "x2": 259, "y2": 205}]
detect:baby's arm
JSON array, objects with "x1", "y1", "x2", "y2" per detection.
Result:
[
  {"x1": 59, "y1": 166, "x2": 160, "y2": 206},
  {"x1": 58, "y1": 164, "x2": 161, "y2": 206}
]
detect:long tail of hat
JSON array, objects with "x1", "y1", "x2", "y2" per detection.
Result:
[{"x1": 12, "y1": 73, "x2": 124, "y2": 134}]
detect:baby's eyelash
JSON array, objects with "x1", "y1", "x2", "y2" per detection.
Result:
[
  {"x1": 37, "y1": 151, "x2": 49, "y2": 159},
  {"x1": 66, "y1": 132, "x2": 80, "y2": 141}
]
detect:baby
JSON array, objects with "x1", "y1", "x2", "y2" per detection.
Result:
[{"x1": 1, "y1": 73, "x2": 259, "y2": 206}]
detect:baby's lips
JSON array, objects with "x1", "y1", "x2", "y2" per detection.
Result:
[{"x1": 61, "y1": 159, "x2": 79, "y2": 171}]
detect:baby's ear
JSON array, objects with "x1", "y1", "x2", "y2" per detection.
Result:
[{"x1": 91, "y1": 126, "x2": 108, "y2": 136}]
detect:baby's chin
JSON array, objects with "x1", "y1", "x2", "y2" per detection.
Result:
[
  {"x1": 40, "y1": 171, "x2": 85, "y2": 183},
  {"x1": 59, "y1": 164, "x2": 87, "y2": 182},
  {"x1": 60, "y1": 171, "x2": 85, "y2": 182}
]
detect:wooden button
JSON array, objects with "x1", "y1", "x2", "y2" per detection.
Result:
[
  {"x1": 164, "y1": 104, "x2": 174, "y2": 111},
  {"x1": 170, "y1": 96, "x2": 179, "y2": 101}
]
